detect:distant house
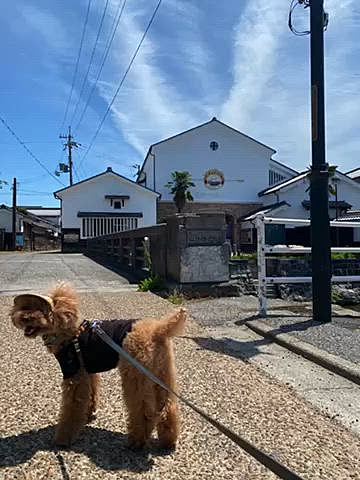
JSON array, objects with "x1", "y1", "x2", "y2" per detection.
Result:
[
  {"x1": 54, "y1": 167, "x2": 160, "y2": 252},
  {"x1": 0, "y1": 204, "x2": 59, "y2": 251},
  {"x1": 20, "y1": 206, "x2": 61, "y2": 228},
  {"x1": 240, "y1": 170, "x2": 360, "y2": 247}
]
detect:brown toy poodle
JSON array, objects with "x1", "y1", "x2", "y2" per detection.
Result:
[{"x1": 11, "y1": 283, "x2": 186, "y2": 449}]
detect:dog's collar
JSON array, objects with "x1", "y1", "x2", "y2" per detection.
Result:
[{"x1": 42, "y1": 319, "x2": 91, "y2": 348}]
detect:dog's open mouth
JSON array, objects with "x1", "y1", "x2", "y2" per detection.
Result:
[{"x1": 24, "y1": 326, "x2": 41, "y2": 337}]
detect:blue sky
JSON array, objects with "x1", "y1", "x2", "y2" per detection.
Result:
[{"x1": 0, "y1": 0, "x2": 359, "y2": 207}]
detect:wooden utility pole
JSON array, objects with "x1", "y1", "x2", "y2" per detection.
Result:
[
  {"x1": 309, "y1": 0, "x2": 331, "y2": 322},
  {"x1": 60, "y1": 126, "x2": 80, "y2": 186},
  {"x1": 12, "y1": 177, "x2": 17, "y2": 251}
]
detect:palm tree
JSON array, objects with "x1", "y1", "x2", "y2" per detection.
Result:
[{"x1": 165, "y1": 171, "x2": 195, "y2": 213}]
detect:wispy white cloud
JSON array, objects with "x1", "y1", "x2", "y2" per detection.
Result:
[
  {"x1": 17, "y1": 4, "x2": 71, "y2": 52},
  {"x1": 221, "y1": 0, "x2": 289, "y2": 128},
  {"x1": 95, "y1": 0, "x2": 211, "y2": 156},
  {"x1": 220, "y1": 0, "x2": 359, "y2": 173}
]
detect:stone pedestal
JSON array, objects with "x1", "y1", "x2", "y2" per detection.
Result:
[{"x1": 166, "y1": 213, "x2": 229, "y2": 283}]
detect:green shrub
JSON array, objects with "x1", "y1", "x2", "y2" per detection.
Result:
[
  {"x1": 231, "y1": 253, "x2": 257, "y2": 261},
  {"x1": 138, "y1": 275, "x2": 165, "y2": 292},
  {"x1": 167, "y1": 289, "x2": 185, "y2": 305}
]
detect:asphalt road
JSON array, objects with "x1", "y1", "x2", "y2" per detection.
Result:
[{"x1": 0, "y1": 252, "x2": 136, "y2": 296}]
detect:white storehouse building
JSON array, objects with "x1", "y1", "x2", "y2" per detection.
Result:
[
  {"x1": 136, "y1": 117, "x2": 360, "y2": 246},
  {"x1": 54, "y1": 167, "x2": 159, "y2": 251},
  {"x1": 54, "y1": 118, "x2": 360, "y2": 250}
]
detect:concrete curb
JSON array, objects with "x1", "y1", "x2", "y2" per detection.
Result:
[{"x1": 245, "y1": 319, "x2": 360, "y2": 386}]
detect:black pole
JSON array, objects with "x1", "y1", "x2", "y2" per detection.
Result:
[
  {"x1": 68, "y1": 126, "x2": 73, "y2": 186},
  {"x1": 12, "y1": 177, "x2": 17, "y2": 251},
  {"x1": 310, "y1": 0, "x2": 331, "y2": 322}
]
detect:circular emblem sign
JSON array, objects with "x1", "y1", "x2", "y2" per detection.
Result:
[{"x1": 204, "y1": 169, "x2": 225, "y2": 189}]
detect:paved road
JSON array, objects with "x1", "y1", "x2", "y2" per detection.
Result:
[
  {"x1": 200, "y1": 322, "x2": 360, "y2": 436},
  {"x1": 0, "y1": 252, "x2": 136, "y2": 296},
  {"x1": 264, "y1": 316, "x2": 360, "y2": 365}
]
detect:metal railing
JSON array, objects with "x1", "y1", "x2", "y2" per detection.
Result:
[{"x1": 255, "y1": 215, "x2": 360, "y2": 316}]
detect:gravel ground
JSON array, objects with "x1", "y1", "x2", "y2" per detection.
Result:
[
  {"x1": 1, "y1": 292, "x2": 360, "y2": 479},
  {"x1": 262, "y1": 316, "x2": 360, "y2": 365}
]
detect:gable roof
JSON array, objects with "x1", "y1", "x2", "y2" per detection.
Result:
[
  {"x1": 347, "y1": 167, "x2": 360, "y2": 179},
  {"x1": 269, "y1": 158, "x2": 299, "y2": 175},
  {"x1": 239, "y1": 201, "x2": 290, "y2": 222},
  {"x1": 54, "y1": 167, "x2": 161, "y2": 198},
  {"x1": 150, "y1": 117, "x2": 277, "y2": 153},
  {"x1": 137, "y1": 117, "x2": 277, "y2": 183},
  {"x1": 338, "y1": 210, "x2": 360, "y2": 222},
  {"x1": 258, "y1": 172, "x2": 308, "y2": 196},
  {"x1": 259, "y1": 168, "x2": 360, "y2": 197},
  {"x1": 0, "y1": 204, "x2": 59, "y2": 231}
]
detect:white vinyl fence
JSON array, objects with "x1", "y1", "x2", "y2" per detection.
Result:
[{"x1": 255, "y1": 215, "x2": 360, "y2": 316}]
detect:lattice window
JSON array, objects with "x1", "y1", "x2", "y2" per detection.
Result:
[
  {"x1": 269, "y1": 170, "x2": 286, "y2": 186},
  {"x1": 81, "y1": 217, "x2": 139, "y2": 238}
]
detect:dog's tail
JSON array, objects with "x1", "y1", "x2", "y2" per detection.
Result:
[{"x1": 153, "y1": 308, "x2": 186, "y2": 338}]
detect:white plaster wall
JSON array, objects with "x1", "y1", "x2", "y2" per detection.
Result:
[
  {"x1": 262, "y1": 174, "x2": 360, "y2": 220},
  {"x1": 334, "y1": 176, "x2": 360, "y2": 211},
  {"x1": 145, "y1": 121, "x2": 274, "y2": 203},
  {"x1": 57, "y1": 173, "x2": 157, "y2": 229}
]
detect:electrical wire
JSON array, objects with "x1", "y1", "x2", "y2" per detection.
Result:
[
  {"x1": 74, "y1": 0, "x2": 127, "y2": 133},
  {"x1": 59, "y1": 0, "x2": 93, "y2": 133},
  {"x1": 70, "y1": 0, "x2": 110, "y2": 127},
  {"x1": 73, "y1": 163, "x2": 81, "y2": 183},
  {"x1": 288, "y1": 0, "x2": 310, "y2": 36},
  {"x1": 77, "y1": 0, "x2": 162, "y2": 173},
  {"x1": 0, "y1": 115, "x2": 64, "y2": 186}
]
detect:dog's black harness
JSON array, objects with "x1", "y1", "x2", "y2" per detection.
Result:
[{"x1": 55, "y1": 319, "x2": 135, "y2": 379}]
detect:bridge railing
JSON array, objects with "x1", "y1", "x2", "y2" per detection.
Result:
[{"x1": 86, "y1": 223, "x2": 167, "y2": 279}]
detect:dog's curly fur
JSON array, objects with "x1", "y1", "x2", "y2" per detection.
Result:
[{"x1": 11, "y1": 283, "x2": 186, "y2": 449}]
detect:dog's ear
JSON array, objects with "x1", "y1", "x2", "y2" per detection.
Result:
[{"x1": 13, "y1": 294, "x2": 54, "y2": 314}]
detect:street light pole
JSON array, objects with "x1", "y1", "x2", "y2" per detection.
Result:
[{"x1": 309, "y1": 0, "x2": 332, "y2": 322}]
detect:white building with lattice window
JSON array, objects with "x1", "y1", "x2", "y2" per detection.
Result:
[{"x1": 54, "y1": 167, "x2": 160, "y2": 251}]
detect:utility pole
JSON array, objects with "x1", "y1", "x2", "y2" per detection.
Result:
[
  {"x1": 309, "y1": 0, "x2": 331, "y2": 322},
  {"x1": 12, "y1": 177, "x2": 17, "y2": 251},
  {"x1": 59, "y1": 126, "x2": 80, "y2": 186}
]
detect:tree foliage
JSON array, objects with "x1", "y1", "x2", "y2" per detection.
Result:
[{"x1": 165, "y1": 171, "x2": 195, "y2": 213}]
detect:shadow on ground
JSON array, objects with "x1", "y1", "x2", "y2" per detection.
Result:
[
  {"x1": 83, "y1": 253, "x2": 141, "y2": 284},
  {"x1": 236, "y1": 317, "x2": 322, "y2": 334},
  {"x1": 189, "y1": 317, "x2": 325, "y2": 361},
  {"x1": 190, "y1": 335, "x2": 273, "y2": 361},
  {"x1": 0, "y1": 425, "x2": 173, "y2": 473}
]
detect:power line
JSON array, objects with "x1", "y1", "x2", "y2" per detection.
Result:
[
  {"x1": 78, "y1": 0, "x2": 162, "y2": 173},
  {"x1": 73, "y1": 163, "x2": 81, "y2": 182},
  {"x1": 288, "y1": 0, "x2": 310, "y2": 36},
  {"x1": 74, "y1": 0, "x2": 127, "y2": 133},
  {"x1": 70, "y1": 0, "x2": 110, "y2": 127},
  {"x1": 59, "y1": 0, "x2": 93, "y2": 133},
  {"x1": 0, "y1": 115, "x2": 64, "y2": 186}
]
